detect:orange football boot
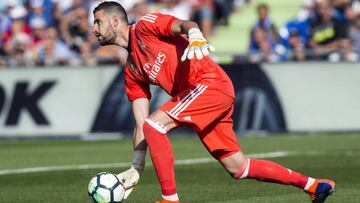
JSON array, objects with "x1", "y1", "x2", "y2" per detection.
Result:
[{"x1": 307, "y1": 179, "x2": 335, "y2": 203}]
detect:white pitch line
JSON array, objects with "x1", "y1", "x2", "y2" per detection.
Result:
[{"x1": 0, "y1": 151, "x2": 291, "y2": 176}]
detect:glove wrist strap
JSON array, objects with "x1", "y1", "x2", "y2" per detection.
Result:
[
  {"x1": 132, "y1": 150, "x2": 146, "y2": 175},
  {"x1": 188, "y1": 28, "x2": 204, "y2": 41}
]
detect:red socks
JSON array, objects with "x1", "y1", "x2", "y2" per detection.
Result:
[
  {"x1": 143, "y1": 119, "x2": 177, "y2": 196},
  {"x1": 235, "y1": 158, "x2": 308, "y2": 189},
  {"x1": 144, "y1": 117, "x2": 310, "y2": 196}
]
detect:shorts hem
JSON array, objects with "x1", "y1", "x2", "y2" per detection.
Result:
[{"x1": 216, "y1": 150, "x2": 240, "y2": 160}]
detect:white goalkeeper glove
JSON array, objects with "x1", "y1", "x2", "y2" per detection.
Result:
[
  {"x1": 181, "y1": 28, "x2": 215, "y2": 61},
  {"x1": 117, "y1": 150, "x2": 146, "y2": 199},
  {"x1": 117, "y1": 166, "x2": 140, "y2": 199}
]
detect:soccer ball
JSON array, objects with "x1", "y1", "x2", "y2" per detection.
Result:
[{"x1": 88, "y1": 172, "x2": 125, "y2": 203}]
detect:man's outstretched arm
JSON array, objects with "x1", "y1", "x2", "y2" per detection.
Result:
[
  {"x1": 171, "y1": 19, "x2": 215, "y2": 61},
  {"x1": 117, "y1": 98, "x2": 149, "y2": 199}
]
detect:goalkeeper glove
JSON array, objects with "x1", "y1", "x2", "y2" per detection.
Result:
[
  {"x1": 181, "y1": 28, "x2": 215, "y2": 61},
  {"x1": 117, "y1": 150, "x2": 146, "y2": 199}
]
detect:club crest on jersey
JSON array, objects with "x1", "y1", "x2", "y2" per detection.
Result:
[
  {"x1": 143, "y1": 52, "x2": 166, "y2": 82},
  {"x1": 127, "y1": 58, "x2": 140, "y2": 75},
  {"x1": 137, "y1": 40, "x2": 147, "y2": 50}
]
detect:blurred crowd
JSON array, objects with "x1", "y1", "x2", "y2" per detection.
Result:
[
  {"x1": 1, "y1": 0, "x2": 360, "y2": 68},
  {"x1": 248, "y1": 0, "x2": 360, "y2": 63},
  {"x1": 0, "y1": 0, "x2": 240, "y2": 68}
]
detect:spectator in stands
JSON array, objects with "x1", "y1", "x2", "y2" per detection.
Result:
[
  {"x1": 214, "y1": 0, "x2": 233, "y2": 26},
  {"x1": 60, "y1": 5, "x2": 92, "y2": 63},
  {"x1": 0, "y1": 3, "x2": 13, "y2": 36},
  {"x1": 248, "y1": 3, "x2": 280, "y2": 62},
  {"x1": 309, "y1": 0, "x2": 356, "y2": 61},
  {"x1": 251, "y1": 3, "x2": 278, "y2": 44},
  {"x1": 190, "y1": 0, "x2": 214, "y2": 38},
  {"x1": 2, "y1": 6, "x2": 33, "y2": 67},
  {"x1": 29, "y1": 16, "x2": 47, "y2": 46},
  {"x1": 279, "y1": 25, "x2": 309, "y2": 61},
  {"x1": 332, "y1": 0, "x2": 356, "y2": 23},
  {"x1": 27, "y1": 0, "x2": 55, "y2": 28},
  {"x1": 287, "y1": 30, "x2": 307, "y2": 61},
  {"x1": 50, "y1": 1, "x2": 61, "y2": 29},
  {"x1": 248, "y1": 27, "x2": 279, "y2": 63},
  {"x1": 278, "y1": 0, "x2": 314, "y2": 61},
  {"x1": 0, "y1": 4, "x2": 13, "y2": 61},
  {"x1": 34, "y1": 26, "x2": 80, "y2": 66}
]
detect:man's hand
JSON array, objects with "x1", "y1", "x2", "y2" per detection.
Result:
[
  {"x1": 117, "y1": 167, "x2": 140, "y2": 199},
  {"x1": 181, "y1": 28, "x2": 215, "y2": 61}
]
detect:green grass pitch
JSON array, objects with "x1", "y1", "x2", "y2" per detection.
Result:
[{"x1": 0, "y1": 134, "x2": 359, "y2": 203}]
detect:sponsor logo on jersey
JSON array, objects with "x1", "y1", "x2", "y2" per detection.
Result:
[{"x1": 143, "y1": 52, "x2": 166, "y2": 82}]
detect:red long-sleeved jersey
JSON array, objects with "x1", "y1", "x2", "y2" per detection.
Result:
[{"x1": 124, "y1": 13, "x2": 234, "y2": 102}]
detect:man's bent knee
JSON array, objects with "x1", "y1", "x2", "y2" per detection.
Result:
[
  {"x1": 219, "y1": 151, "x2": 248, "y2": 179},
  {"x1": 144, "y1": 118, "x2": 168, "y2": 135},
  {"x1": 147, "y1": 110, "x2": 177, "y2": 131},
  {"x1": 232, "y1": 158, "x2": 250, "y2": 179}
]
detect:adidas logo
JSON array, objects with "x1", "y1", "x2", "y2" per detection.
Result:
[{"x1": 183, "y1": 116, "x2": 192, "y2": 121}]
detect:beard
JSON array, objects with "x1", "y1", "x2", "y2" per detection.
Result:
[{"x1": 97, "y1": 31, "x2": 116, "y2": 46}]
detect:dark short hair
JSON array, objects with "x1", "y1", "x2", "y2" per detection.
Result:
[
  {"x1": 93, "y1": 1, "x2": 128, "y2": 23},
  {"x1": 257, "y1": 3, "x2": 268, "y2": 11}
]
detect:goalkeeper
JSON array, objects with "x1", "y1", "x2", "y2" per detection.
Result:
[{"x1": 92, "y1": 1, "x2": 335, "y2": 203}]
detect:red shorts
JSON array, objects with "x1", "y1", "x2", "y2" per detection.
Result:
[{"x1": 160, "y1": 83, "x2": 241, "y2": 160}]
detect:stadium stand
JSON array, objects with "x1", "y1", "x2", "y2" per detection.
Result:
[{"x1": 0, "y1": 0, "x2": 360, "y2": 67}]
